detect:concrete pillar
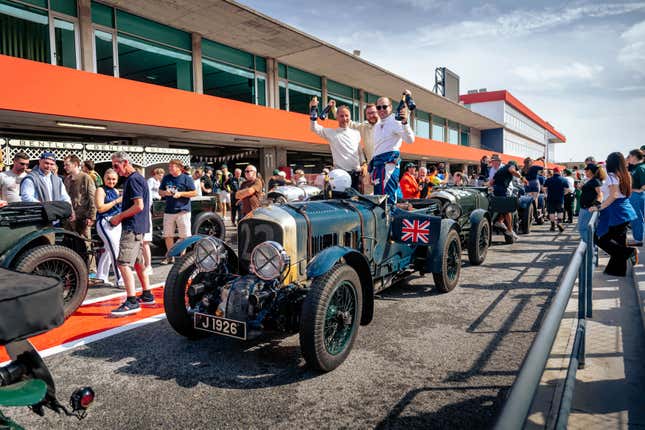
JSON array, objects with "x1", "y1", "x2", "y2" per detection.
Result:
[
  {"x1": 259, "y1": 147, "x2": 275, "y2": 180},
  {"x1": 192, "y1": 33, "x2": 203, "y2": 94},
  {"x1": 358, "y1": 89, "x2": 365, "y2": 122},
  {"x1": 276, "y1": 147, "x2": 288, "y2": 168},
  {"x1": 77, "y1": 0, "x2": 94, "y2": 72},
  {"x1": 266, "y1": 58, "x2": 279, "y2": 109},
  {"x1": 321, "y1": 76, "x2": 328, "y2": 105}
]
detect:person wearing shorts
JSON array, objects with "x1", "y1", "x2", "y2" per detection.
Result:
[
  {"x1": 108, "y1": 151, "x2": 153, "y2": 316},
  {"x1": 159, "y1": 159, "x2": 197, "y2": 264}
]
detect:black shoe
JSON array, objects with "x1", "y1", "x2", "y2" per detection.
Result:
[
  {"x1": 557, "y1": 223, "x2": 565, "y2": 232},
  {"x1": 111, "y1": 300, "x2": 141, "y2": 317},
  {"x1": 137, "y1": 291, "x2": 156, "y2": 306},
  {"x1": 550, "y1": 223, "x2": 556, "y2": 232}
]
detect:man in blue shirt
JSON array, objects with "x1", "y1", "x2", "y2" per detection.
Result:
[
  {"x1": 159, "y1": 159, "x2": 197, "y2": 264},
  {"x1": 543, "y1": 167, "x2": 570, "y2": 232},
  {"x1": 108, "y1": 151, "x2": 152, "y2": 316}
]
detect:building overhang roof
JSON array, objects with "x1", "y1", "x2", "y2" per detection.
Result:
[
  {"x1": 459, "y1": 90, "x2": 566, "y2": 143},
  {"x1": 0, "y1": 55, "x2": 538, "y2": 168},
  {"x1": 100, "y1": 0, "x2": 502, "y2": 131}
]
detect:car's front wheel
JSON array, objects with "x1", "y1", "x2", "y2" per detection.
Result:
[
  {"x1": 14, "y1": 244, "x2": 88, "y2": 319},
  {"x1": 467, "y1": 218, "x2": 490, "y2": 266},
  {"x1": 300, "y1": 264, "x2": 363, "y2": 372},
  {"x1": 192, "y1": 212, "x2": 226, "y2": 241},
  {"x1": 432, "y1": 229, "x2": 461, "y2": 293},
  {"x1": 164, "y1": 253, "x2": 205, "y2": 339}
]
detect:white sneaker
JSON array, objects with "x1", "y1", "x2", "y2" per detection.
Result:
[
  {"x1": 494, "y1": 221, "x2": 507, "y2": 231},
  {"x1": 512, "y1": 231, "x2": 519, "y2": 241},
  {"x1": 144, "y1": 266, "x2": 153, "y2": 276}
]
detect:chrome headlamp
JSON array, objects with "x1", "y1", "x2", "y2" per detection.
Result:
[
  {"x1": 250, "y1": 241, "x2": 290, "y2": 280},
  {"x1": 444, "y1": 203, "x2": 462, "y2": 220},
  {"x1": 194, "y1": 236, "x2": 226, "y2": 272}
]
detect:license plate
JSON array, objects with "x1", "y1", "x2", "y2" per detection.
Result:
[{"x1": 193, "y1": 313, "x2": 247, "y2": 340}]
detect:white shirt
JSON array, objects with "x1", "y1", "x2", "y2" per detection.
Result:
[
  {"x1": 372, "y1": 114, "x2": 415, "y2": 158},
  {"x1": 194, "y1": 177, "x2": 202, "y2": 197},
  {"x1": 488, "y1": 164, "x2": 503, "y2": 183},
  {"x1": 310, "y1": 121, "x2": 363, "y2": 171},
  {"x1": 601, "y1": 173, "x2": 625, "y2": 202},
  {"x1": 147, "y1": 177, "x2": 161, "y2": 200},
  {"x1": 565, "y1": 176, "x2": 575, "y2": 193},
  {"x1": 0, "y1": 170, "x2": 27, "y2": 203},
  {"x1": 348, "y1": 120, "x2": 377, "y2": 163}
]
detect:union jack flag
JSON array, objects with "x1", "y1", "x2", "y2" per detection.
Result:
[{"x1": 400, "y1": 219, "x2": 430, "y2": 243}]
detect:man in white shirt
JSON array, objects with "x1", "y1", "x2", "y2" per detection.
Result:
[
  {"x1": 0, "y1": 151, "x2": 29, "y2": 203},
  {"x1": 370, "y1": 92, "x2": 415, "y2": 204},
  {"x1": 487, "y1": 154, "x2": 503, "y2": 184},
  {"x1": 309, "y1": 100, "x2": 364, "y2": 190}
]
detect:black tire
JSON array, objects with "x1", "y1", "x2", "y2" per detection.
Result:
[
  {"x1": 14, "y1": 244, "x2": 88, "y2": 319},
  {"x1": 163, "y1": 253, "x2": 205, "y2": 339},
  {"x1": 192, "y1": 212, "x2": 226, "y2": 241},
  {"x1": 520, "y1": 204, "x2": 533, "y2": 235},
  {"x1": 274, "y1": 196, "x2": 288, "y2": 205},
  {"x1": 300, "y1": 264, "x2": 363, "y2": 372},
  {"x1": 467, "y1": 218, "x2": 490, "y2": 266},
  {"x1": 432, "y1": 229, "x2": 461, "y2": 293},
  {"x1": 504, "y1": 232, "x2": 515, "y2": 244}
]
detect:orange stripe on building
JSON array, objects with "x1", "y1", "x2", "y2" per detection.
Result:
[{"x1": 0, "y1": 55, "x2": 562, "y2": 167}]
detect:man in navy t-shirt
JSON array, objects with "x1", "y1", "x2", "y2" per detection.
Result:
[
  {"x1": 159, "y1": 160, "x2": 197, "y2": 264},
  {"x1": 543, "y1": 167, "x2": 570, "y2": 232},
  {"x1": 109, "y1": 152, "x2": 153, "y2": 316}
]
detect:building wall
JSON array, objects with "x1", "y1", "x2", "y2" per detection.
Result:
[
  {"x1": 467, "y1": 100, "x2": 505, "y2": 123},
  {"x1": 481, "y1": 128, "x2": 504, "y2": 153},
  {"x1": 503, "y1": 130, "x2": 545, "y2": 159},
  {"x1": 503, "y1": 103, "x2": 546, "y2": 145}
]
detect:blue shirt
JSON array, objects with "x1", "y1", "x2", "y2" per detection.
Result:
[
  {"x1": 122, "y1": 172, "x2": 150, "y2": 234},
  {"x1": 544, "y1": 174, "x2": 569, "y2": 204},
  {"x1": 160, "y1": 173, "x2": 195, "y2": 214},
  {"x1": 526, "y1": 165, "x2": 544, "y2": 181},
  {"x1": 98, "y1": 186, "x2": 121, "y2": 220}
]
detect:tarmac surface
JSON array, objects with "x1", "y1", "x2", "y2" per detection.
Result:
[{"x1": 5, "y1": 223, "x2": 579, "y2": 429}]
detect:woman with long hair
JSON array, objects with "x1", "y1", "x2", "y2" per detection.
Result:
[
  {"x1": 95, "y1": 169, "x2": 123, "y2": 287},
  {"x1": 591, "y1": 152, "x2": 637, "y2": 276},
  {"x1": 578, "y1": 163, "x2": 606, "y2": 242},
  {"x1": 522, "y1": 156, "x2": 545, "y2": 222}
]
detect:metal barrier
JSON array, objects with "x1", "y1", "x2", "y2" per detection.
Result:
[{"x1": 495, "y1": 211, "x2": 599, "y2": 430}]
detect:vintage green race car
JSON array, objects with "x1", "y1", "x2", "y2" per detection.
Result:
[
  {"x1": 163, "y1": 190, "x2": 462, "y2": 372},
  {"x1": 150, "y1": 196, "x2": 225, "y2": 253},
  {"x1": 0, "y1": 202, "x2": 88, "y2": 319}
]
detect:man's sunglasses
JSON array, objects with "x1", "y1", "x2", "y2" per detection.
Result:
[
  {"x1": 376, "y1": 105, "x2": 390, "y2": 110},
  {"x1": 244, "y1": 170, "x2": 255, "y2": 173}
]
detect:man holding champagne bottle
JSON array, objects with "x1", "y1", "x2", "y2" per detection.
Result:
[
  {"x1": 370, "y1": 90, "x2": 415, "y2": 204},
  {"x1": 309, "y1": 96, "x2": 365, "y2": 190}
]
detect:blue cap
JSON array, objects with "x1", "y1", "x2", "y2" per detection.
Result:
[{"x1": 40, "y1": 151, "x2": 56, "y2": 161}]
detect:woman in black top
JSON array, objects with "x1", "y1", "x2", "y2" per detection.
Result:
[{"x1": 578, "y1": 163, "x2": 605, "y2": 241}]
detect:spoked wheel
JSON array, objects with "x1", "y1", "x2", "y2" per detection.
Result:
[
  {"x1": 433, "y1": 229, "x2": 462, "y2": 293},
  {"x1": 467, "y1": 218, "x2": 490, "y2": 266},
  {"x1": 164, "y1": 253, "x2": 206, "y2": 339},
  {"x1": 300, "y1": 264, "x2": 363, "y2": 372},
  {"x1": 14, "y1": 245, "x2": 88, "y2": 319}
]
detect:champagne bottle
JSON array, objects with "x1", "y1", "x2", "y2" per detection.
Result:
[
  {"x1": 309, "y1": 96, "x2": 319, "y2": 121},
  {"x1": 394, "y1": 94, "x2": 407, "y2": 121},
  {"x1": 405, "y1": 93, "x2": 416, "y2": 112},
  {"x1": 319, "y1": 103, "x2": 332, "y2": 121}
]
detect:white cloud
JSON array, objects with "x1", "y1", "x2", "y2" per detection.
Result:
[
  {"x1": 511, "y1": 63, "x2": 604, "y2": 84},
  {"x1": 417, "y1": 2, "x2": 645, "y2": 46},
  {"x1": 618, "y1": 20, "x2": 645, "y2": 75},
  {"x1": 393, "y1": 0, "x2": 441, "y2": 11}
]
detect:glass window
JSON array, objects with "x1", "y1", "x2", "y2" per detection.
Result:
[
  {"x1": 278, "y1": 63, "x2": 287, "y2": 79},
  {"x1": 255, "y1": 56, "x2": 266, "y2": 73},
  {"x1": 327, "y1": 79, "x2": 353, "y2": 99},
  {"x1": 94, "y1": 29, "x2": 114, "y2": 75},
  {"x1": 460, "y1": 130, "x2": 470, "y2": 146},
  {"x1": 415, "y1": 111, "x2": 430, "y2": 138},
  {"x1": 328, "y1": 94, "x2": 353, "y2": 116},
  {"x1": 116, "y1": 10, "x2": 191, "y2": 51},
  {"x1": 117, "y1": 33, "x2": 192, "y2": 90},
  {"x1": 256, "y1": 75, "x2": 266, "y2": 106},
  {"x1": 448, "y1": 121, "x2": 459, "y2": 144},
  {"x1": 288, "y1": 82, "x2": 320, "y2": 114},
  {"x1": 286, "y1": 65, "x2": 321, "y2": 89},
  {"x1": 54, "y1": 18, "x2": 77, "y2": 69},
  {"x1": 365, "y1": 92, "x2": 378, "y2": 104},
  {"x1": 202, "y1": 38, "x2": 253, "y2": 69},
  {"x1": 91, "y1": 1, "x2": 113, "y2": 27},
  {"x1": 432, "y1": 115, "x2": 445, "y2": 142},
  {"x1": 0, "y1": 0, "x2": 50, "y2": 63},
  {"x1": 51, "y1": 0, "x2": 76, "y2": 17},
  {"x1": 203, "y1": 58, "x2": 255, "y2": 103},
  {"x1": 15, "y1": 0, "x2": 46, "y2": 7},
  {"x1": 279, "y1": 81, "x2": 287, "y2": 110}
]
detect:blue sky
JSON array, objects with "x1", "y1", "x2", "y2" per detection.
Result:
[{"x1": 239, "y1": 0, "x2": 645, "y2": 162}]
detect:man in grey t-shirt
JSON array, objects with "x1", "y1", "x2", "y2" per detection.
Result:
[{"x1": 0, "y1": 152, "x2": 29, "y2": 203}]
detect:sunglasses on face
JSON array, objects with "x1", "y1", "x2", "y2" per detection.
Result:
[
  {"x1": 376, "y1": 105, "x2": 390, "y2": 110},
  {"x1": 245, "y1": 170, "x2": 255, "y2": 173}
]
